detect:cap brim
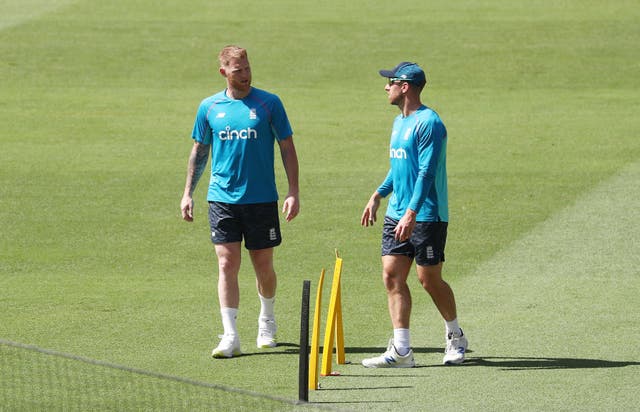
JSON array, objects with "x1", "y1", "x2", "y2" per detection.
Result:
[{"x1": 379, "y1": 69, "x2": 395, "y2": 78}]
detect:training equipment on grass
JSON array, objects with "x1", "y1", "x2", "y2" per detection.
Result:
[
  {"x1": 320, "y1": 250, "x2": 346, "y2": 377},
  {"x1": 305, "y1": 251, "x2": 347, "y2": 393},
  {"x1": 308, "y1": 269, "x2": 324, "y2": 390},
  {"x1": 298, "y1": 280, "x2": 311, "y2": 403}
]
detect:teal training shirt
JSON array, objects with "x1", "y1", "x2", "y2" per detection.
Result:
[
  {"x1": 191, "y1": 87, "x2": 293, "y2": 204},
  {"x1": 377, "y1": 105, "x2": 448, "y2": 222}
]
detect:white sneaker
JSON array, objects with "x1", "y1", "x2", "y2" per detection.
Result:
[
  {"x1": 443, "y1": 330, "x2": 467, "y2": 365},
  {"x1": 211, "y1": 335, "x2": 241, "y2": 358},
  {"x1": 362, "y1": 339, "x2": 415, "y2": 368},
  {"x1": 256, "y1": 317, "x2": 277, "y2": 348}
]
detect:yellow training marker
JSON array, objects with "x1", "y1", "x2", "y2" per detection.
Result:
[
  {"x1": 320, "y1": 250, "x2": 345, "y2": 376},
  {"x1": 308, "y1": 269, "x2": 325, "y2": 390}
]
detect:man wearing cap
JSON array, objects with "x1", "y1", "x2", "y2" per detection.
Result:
[{"x1": 360, "y1": 62, "x2": 467, "y2": 367}]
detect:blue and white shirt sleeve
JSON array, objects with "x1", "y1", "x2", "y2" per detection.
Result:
[
  {"x1": 408, "y1": 119, "x2": 444, "y2": 212},
  {"x1": 191, "y1": 99, "x2": 213, "y2": 144}
]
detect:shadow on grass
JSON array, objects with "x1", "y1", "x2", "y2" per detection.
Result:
[
  {"x1": 462, "y1": 356, "x2": 640, "y2": 370},
  {"x1": 343, "y1": 346, "x2": 447, "y2": 354},
  {"x1": 319, "y1": 385, "x2": 412, "y2": 391},
  {"x1": 248, "y1": 344, "x2": 449, "y2": 357},
  {"x1": 232, "y1": 342, "x2": 299, "y2": 357},
  {"x1": 307, "y1": 348, "x2": 635, "y2": 372},
  {"x1": 242, "y1": 345, "x2": 640, "y2": 375}
]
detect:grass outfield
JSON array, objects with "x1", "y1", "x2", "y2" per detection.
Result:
[{"x1": 1, "y1": 0, "x2": 639, "y2": 410}]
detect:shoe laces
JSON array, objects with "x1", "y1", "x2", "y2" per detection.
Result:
[
  {"x1": 446, "y1": 333, "x2": 464, "y2": 353},
  {"x1": 447, "y1": 330, "x2": 464, "y2": 341},
  {"x1": 383, "y1": 339, "x2": 401, "y2": 358},
  {"x1": 259, "y1": 319, "x2": 276, "y2": 336}
]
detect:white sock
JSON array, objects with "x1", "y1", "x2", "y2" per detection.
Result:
[
  {"x1": 445, "y1": 319, "x2": 462, "y2": 337},
  {"x1": 258, "y1": 293, "x2": 275, "y2": 320},
  {"x1": 220, "y1": 307, "x2": 238, "y2": 337},
  {"x1": 393, "y1": 328, "x2": 411, "y2": 356}
]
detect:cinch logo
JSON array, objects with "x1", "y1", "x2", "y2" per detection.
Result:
[
  {"x1": 218, "y1": 126, "x2": 258, "y2": 140},
  {"x1": 390, "y1": 148, "x2": 408, "y2": 159}
]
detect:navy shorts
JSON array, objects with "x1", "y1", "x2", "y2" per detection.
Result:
[
  {"x1": 381, "y1": 216, "x2": 448, "y2": 266},
  {"x1": 208, "y1": 201, "x2": 282, "y2": 250}
]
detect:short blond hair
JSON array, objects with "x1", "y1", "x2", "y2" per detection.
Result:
[{"x1": 218, "y1": 45, "x2": 248, "y2": 68}]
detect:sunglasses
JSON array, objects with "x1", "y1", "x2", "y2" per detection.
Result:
[{"x1": 387, "y1": 78, "x2": 410, "y2": 86}]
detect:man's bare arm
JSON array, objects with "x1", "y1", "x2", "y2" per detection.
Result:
[{"x1": 180, "y1": 142, "x2": 210, "y2": 221}]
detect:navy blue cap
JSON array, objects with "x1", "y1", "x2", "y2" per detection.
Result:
[{"x1": 379, "y1": 62, "x2": 427, "y2": 87}]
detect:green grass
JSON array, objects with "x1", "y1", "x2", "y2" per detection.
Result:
[{"x1": 1, "y1": 0, "x2": 639, "y2": 410}]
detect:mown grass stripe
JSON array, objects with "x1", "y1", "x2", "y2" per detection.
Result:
[{"x1": 462, "y1": 160, "x2": 640, "y2": 357}]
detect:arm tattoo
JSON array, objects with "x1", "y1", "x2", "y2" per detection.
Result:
[{"x1": 184, "y1": 143, "x2": 210, "y2": 196}]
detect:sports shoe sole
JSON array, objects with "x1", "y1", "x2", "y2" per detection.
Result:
[
  {"x1": 443, "y1": 356, "x2": 465, "y2": 365},
  {"x1": 362, "y1": 360, "x2": 415, "y2": 368},
  {"x1": 211, "y1": 348, "x2": 242, "y2": 358},
  {"x1": 211, "y1": 337, "x2": 242, "y2": 358}
]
